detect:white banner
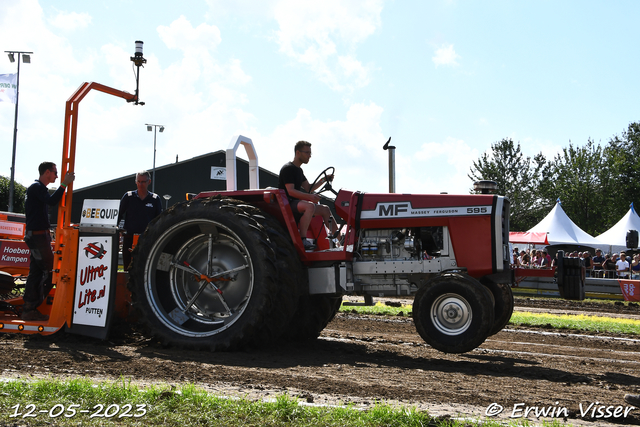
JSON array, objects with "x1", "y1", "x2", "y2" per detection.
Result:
[
  {"x1": 80, "y1": 199, "x2": 120, "y2": 226},
  {"x1": 0, "y1": 219, "x2": 24, "y2": 238},
  {"x1": 0, "y1": 74, "x2": 17, "y2": 104},
  {"x1": 73, "y1": 236, "x2": 113, "y2": 327}
]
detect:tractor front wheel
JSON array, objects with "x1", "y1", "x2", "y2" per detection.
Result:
[{"x1": 413, "y1": 273, "x2": 494, "y2": 353}]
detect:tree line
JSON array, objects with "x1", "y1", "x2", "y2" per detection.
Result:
[
  {"x1": 0, "y1": 176, "x2": 27, "y2": 213},
  {"x1": 468, "y1": 122, "x2": 640, "y2": 235}
]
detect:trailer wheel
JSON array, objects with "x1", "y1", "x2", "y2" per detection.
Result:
[
  {"x1": 0, "y1": 271, "x2": 15, "y2": 295},
  {"x1": 413, "y1": 273, "x2": 494, "y2": 353},
  {"x1": 284, "y1": 295, "x2": 343, "y2": 341},
  {"x1": 129, "y1": 197, "x2": 298, "y2": 351},
  {"x1": 482, "y1": 280, "x2": 514, "y2": 336}
]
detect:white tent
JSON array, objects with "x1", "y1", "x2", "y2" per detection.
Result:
[
  {"x1": 595, "y1": 203, "x2": 640, "y2": 253},
  {"x1": 527, "y1": 200, "x2": 603, "y2": 246}
]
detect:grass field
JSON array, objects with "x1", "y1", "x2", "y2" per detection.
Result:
[{"x1": 0, "y1": 378, "x2": 561, "y2": 427}]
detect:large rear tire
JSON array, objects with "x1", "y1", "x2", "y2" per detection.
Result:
[
  {"x1": 413, "y1": 273, "x2": 494, "y2": 354},
  {"x1": 129, "y1": 197, "x2": 299, "y2": 351},
  {"x1": 284, "y1": 294, "x2": 343, "y2": 341},
  {"x1": 246, "y1": 207, "x2": 304, "y2": 344}
]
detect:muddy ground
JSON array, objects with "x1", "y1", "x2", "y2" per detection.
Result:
[{"x1": 1, "y1": 297, "x2": 639, "y2": 426}]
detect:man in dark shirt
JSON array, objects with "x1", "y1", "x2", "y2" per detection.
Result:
[
  {"x1": 591, "y1": 249, "x2": 604, "y2": 277},
  {"x1": 23, "y1": 161, "x2": 75, "y2": 321},
  {"x1": 278, "y1": 141, "x2": 338, "y2": 250},
  {"x1": 602, "y1": 254, "x2": 616, "y2": 278},
  {"x1": 118, "y1": 171, "x2": 162, "y2": 270}
]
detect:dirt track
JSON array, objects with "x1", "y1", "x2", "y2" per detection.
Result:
[{"x1": 1, "y1": 298, "x2": 639, "y2": 426}]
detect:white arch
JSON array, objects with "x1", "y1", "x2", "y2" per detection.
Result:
[{"x1": 226, "y1": 135, "x2": 259, "y2": 191}]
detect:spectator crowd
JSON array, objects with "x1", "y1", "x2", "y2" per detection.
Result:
[{"x1": 511, "y1": 247, "x2": 640, "y2": 279}]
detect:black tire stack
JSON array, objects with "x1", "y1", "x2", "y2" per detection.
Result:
[{"x1": 556, "y1": 250, "x2": 586, "y2": 300}]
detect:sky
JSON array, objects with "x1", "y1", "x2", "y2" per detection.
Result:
[{"x1": 1, "y1": 0, "x2": 640, "y2": 200}]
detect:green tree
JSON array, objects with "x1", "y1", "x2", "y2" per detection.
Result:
[
  {"x1": 468, "y1": 138, "x2": 550, "y2": 231},
  {"x1": 0, "y1": 176, "x2": 27, "y2": 213},
  {"x1": 604, "y1": 121, "x2": 640, "y2": 222},
  {"x1": 541, "y1": 139, "x2": 611, "y2": 236}
]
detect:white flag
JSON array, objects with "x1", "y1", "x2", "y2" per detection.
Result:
[{"x1": 0, "y1": 74, "x2": 17, "y2": 104}]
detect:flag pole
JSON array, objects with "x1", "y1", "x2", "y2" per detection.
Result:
[
  {"x1": 8, "y1": 57, "x2": 21, "y2": 212},
  {"x1": 5, "y1": 50, "x2": 32, "y2": 212}
]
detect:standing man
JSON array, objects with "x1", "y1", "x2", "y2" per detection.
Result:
[
  {"x1": 616, "y1": 251, "x2": 630, "y2": 278},
  {"x1": 118, "y1": 171, "x2": 162, "y2": 270},
  {"x1": 582, "y1": 251, "x2": 592, "y2": 277},
  {"x1": 602, "y1": 254, "x2": 616, "y2": 278},
  {"x1": 23, "y1": 162, "x2": 75, "y2": 321},
  {"x1": 592, "y1": 249, "x2": 604, "y2": 278},
  {"x1": 279, "y1": 141, "x2": 338, "y2": 251}
]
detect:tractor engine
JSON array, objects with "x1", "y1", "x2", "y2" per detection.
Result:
[
  {"x1": 355, "y1": 227, "x2": 443, "y2": 261},
  {"x1": 346, "y1": 226, "x2": 450, "y2": 297}
]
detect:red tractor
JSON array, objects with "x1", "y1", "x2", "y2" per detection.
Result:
[{"x1": 127, "y1": 176, "x2": 513, "y2": 354}]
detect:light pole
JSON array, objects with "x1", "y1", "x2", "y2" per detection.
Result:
[
  {"x1": 163, "y1": 194, "x2": 171, "y2": 210},
  {"x1": 5, "y1": 50, "x2": 32, "y2": 212},
  {"x1": 145, "y1": 124, "x2": 165, "y2": 193}
]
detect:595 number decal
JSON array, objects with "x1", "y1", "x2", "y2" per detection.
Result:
[{"x1": 466, "y1": 207, "x2": 488, "y2": 214}]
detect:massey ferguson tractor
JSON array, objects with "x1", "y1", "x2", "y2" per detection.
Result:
[
  {"x1": 0, "y1": 43, "x2": 516, "y2": 354},
  {"x1": 125, "y1": 182, "x2": 513, "y2": 354}
]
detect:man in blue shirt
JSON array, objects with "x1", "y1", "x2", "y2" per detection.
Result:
[
  {"x1": 23, "y1": 162, "x2": 75, "y2": 321},
  {"x1": 118, "y1": 171, "x2": 162, "y2": 270}
]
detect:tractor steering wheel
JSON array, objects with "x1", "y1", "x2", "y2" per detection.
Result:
[{"x1": 310, "y1": 166, "x2": 337, "y2": 197}]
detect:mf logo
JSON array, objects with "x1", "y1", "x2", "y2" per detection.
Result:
[
  {"x1": 378, "y1": 202, "x2": 410, "y2": 216},
  {"x1": 84, "y1": 242, "x2": 107, "y2": 259}
]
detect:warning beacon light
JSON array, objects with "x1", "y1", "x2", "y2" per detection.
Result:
[
  {"x1": 130, "y1": 40, "x2": 146, "y2": 67},
  {"x1": 129, "y1": 40, "x2": 146, "y2": 105}
]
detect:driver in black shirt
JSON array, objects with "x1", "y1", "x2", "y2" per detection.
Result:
[{"x1": 278, "y1": 141, "x2": 338, "y2": 250}]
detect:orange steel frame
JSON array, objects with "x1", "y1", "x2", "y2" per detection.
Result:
[{"x1": 0, "y1": 83, "x2": 138, "y2": 335}]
